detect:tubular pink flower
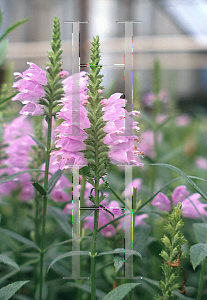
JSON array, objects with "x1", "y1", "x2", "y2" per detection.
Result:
[
  {"x1": 102, "y1": 93, "x2": 143, "y2": 166},
  {"x1": 181, "y1": 194, "x2": 207, "y2": 218},
  {"x1": 152, "y1": 193, "x2": 171, "y2": 212},
  {"x1": 51, "y1": 72, "x2": 90, "y2": 169},
  {"x1": 172, "y1": 185, "x2": 189, "y2": 206},
  {"x1": 117, "y1": 211, "x2": 148, "y2": 231},
  {"x1": 19, "y1": 102, "x2": 44, "y2": 116},
  {"x1": 12, "y1": 62, "x2": 47, "y2": 115},
  {"x1": 152, "y1": 185, "x2": 207, "y2": 219},
  {"x1": 1, "y1": 116, "x2": 35, "y2": 201},
  {"x1": 124, "y1": 178, "x2": 142, "y2": 198}
]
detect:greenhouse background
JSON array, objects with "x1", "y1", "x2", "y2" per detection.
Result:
[{"x1": 2, "y1": 0, "x2": 207, "y2": 100}]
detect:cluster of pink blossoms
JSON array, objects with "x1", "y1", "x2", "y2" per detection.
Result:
[
  {"x1": 64, "y1": 177, "x2": 148, "y2": 238},
  {"x1": 152, "y1": 185, "x2": 207, "y2": 218},
  {"x1": 12, "y1": 62, "x2": 47, "y2": 116},
  {"x1": 0, "y1": 116, "x2": 35, "y2": 201},
  {"x1": 51, "y1": 72, "x2": 90, "y2": 169},
  {"x1": 1, "y1": 116, "x2": 72, "y2": 203},
  {"x1": 101, "y1": 93, "x2": 143, "y2": 166}
]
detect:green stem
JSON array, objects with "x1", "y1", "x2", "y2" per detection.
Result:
[
  {"x1": 91, "y1": 174, "x2": 100, "y2": 300},
  {"x1": 39, "y1": 109, "x2": 53, "y2": 300},
  {"x1": 197, "y1": 257, "x2": 207, "y2": 300}
]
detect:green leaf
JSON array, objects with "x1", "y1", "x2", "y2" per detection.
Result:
[
  {"x1": 64, "y1": 282, "x2": 106, "y2": 299},
  {"x1": 0, "y1": 281, "x2": 29, "y2": 300},
  {"x1": 0, "y1": 255, "x2": 19, "y2": 270},
  {"x1": 79, "y1": 207, "x2": 95, "y2": 222},
  {"x1": 190, "y1": 243, "x2": 207, "y2": 270},
  {"x1": 114, "y1": 255, "x2": 125, "y2": 272},
  {"x1": 193, "y1": 223, "x2": 207, "y2": 244},
  {"x1": 0, "y1": 40, "x2": 8, "y2": 67},
  {"x1": 32, "y1": 182, "x2": 47, "y2": 196},
  {"x1": 97, "y1": 248, "x2": 141, "y2": 259},
  {"x1": 48, "y1": 206, "x2": 72, "y2": 236},
  {"x1": 0, "y1": 18, "x2": 30, "y2": 42},
  {"x1": 29, "y1": 135, "x2": 46, "y2": 150},
  {"x1": 0, "y1": 228, "x2": 39, "y2": 251},
  {"x1": 48, "y1": 251, "x2": 90, "y2": 271},
  {"x1": 102, "y1": 283, "x2": 140, "y2": 300},
  {"x1": 133, "y1": 225, "x2": 151, "y2": 253},
  {"x1": 0, "y1": 169, "x2": 46, "y2": 184},
  {"x1": 47, "y1": 169, "x2": 64, "y2": 194}
]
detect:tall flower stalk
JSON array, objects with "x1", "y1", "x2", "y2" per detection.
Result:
[
  {"x1": 39, "y1": 16, "x2": 64, "y2": 300},
  {"x1": 84, "y1": 36, "x2": 109, "y2": 300}
]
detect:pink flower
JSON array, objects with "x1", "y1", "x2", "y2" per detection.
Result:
[
  {"x1": 181, "y1": 194, "x2": 207, "y2": 218},
  {"x1": 124, "y1": 178, "x2": 142, "y2": 198},
  {"x1": 12, "y1": 62, "x2": 47, "y2": 115},
  {"x1": 195, "y1": 156, "x2": 207, "y2": 170},
  {"x1": 143, "y1": 89, "x2": 169, "y2": 107},
  {"x1": 83, "y1": 200, "x2": 123, "y2": 238},
  {"x1": 117, "y1": 212, "x2": 148, "y2": 231},
  {"x1": 152, "y1": 185, "x2": 207, "y2": 219},
  {"x1": 176, "y1": 114, "x2": 191, "y2": 127},
  {"x1": 1, "y1": 116, "x2": 35, "y2": 201},
  {"x1": 140, "y1": 130, "x2": 162, "y2": 159},
  {"x1": 51, "y1": 72, "x2": 90, "y2": 170},
  {"x1": 102, "y1": 93, "x2": 143, "y2": 166},
  {"x1": 151, "y1": 193, "x2": 171, "y2": 212},
  {"x1": 19, "y1": 102, "x2": 44, "y2": 116},
  {"x1": 59, "y1": 70, "x2": 69, "y2": 78}
]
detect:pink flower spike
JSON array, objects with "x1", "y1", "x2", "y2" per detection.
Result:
[
  {"x1": 172, "y1": 185, "x2": 189, "y2": 206},
  {"x1": 19, "y1": 102, "x2": 44, "y2": 116},
  {"x1": 152, "y1": 193, "x2": 171, "y2": 212}
]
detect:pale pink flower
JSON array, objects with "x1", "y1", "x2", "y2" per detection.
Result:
[
  {"x1": 152, "y1": 185, "x2": 207, "y2": 219},
  {"x1": 117, "y1": 212, "x2": 148, "y2": 231},
  {"x1": 176, "y1": 114, "x2": 191, "y2": 127},
  {"x1": 143, "y1": 89, "x2": 169, "y2": 107},
  {"x1": 195, "y1": 156, "x2": 207, "y2": 170},
  {"x1": 124, "y1": 178, "x2": 142, "y2": 198},
  {"x1": 140, "y1": 130, "x2": 162, "y2": 159},
  {"x1": 102, "y1": 93, "x2": 143, "y2": 167},
  {"x1": 1, "y1": 116, "x2": 35, "y2": 201},
  {"x1": 12, "y1": 62, "x2": 47, "y2": 115},
  {"x1": 51, "y1": 72, "x2": 90, "y2": 170}
]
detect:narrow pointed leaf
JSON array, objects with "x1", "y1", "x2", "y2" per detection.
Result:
[
  {"x1": 102, "y1": 283, "x2": 140, "y2": 300},
  {"x1": 0, "y1": 18, "x2": 30, "y2": 42},
  {"x1": 0, "y1": 92, "x2": 18, "y2": 106},
  {"x1": 0, "y1": 169, "x2": 46, "y2": 184},
  {"x1": 0, "y1": 255, "x2": 19, "y2": 270},
  {"x1": 0, "y1": 228, "x2": 39, "y2": 251},
  {"x1": 32, "y1": 182, "x2": 47, "y2": 196},
  {"x1": 48, "y1": 206, "x2": 72, "y2": 236},
  {"x1": 48, "y1": 251, "x2": 90, "y2": 271},
  {"x1": 0, "y1": 280, "x2": 29, "y2": 300},
  {"x1": 97, "y1": 248, "x2": 141, "y2": 259},
  {"x1": 0, "y1": 40, "x2": 8, "y2": 67},
  {"x1": 29, "y1": 135, "x2": 46, "y2": 150},
  {"x1": 47, "y1": 169, "x2": 64, "y2": 194},
  {"x1": 149, "y1": 163, "x2": 207, "y2": 202}
]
